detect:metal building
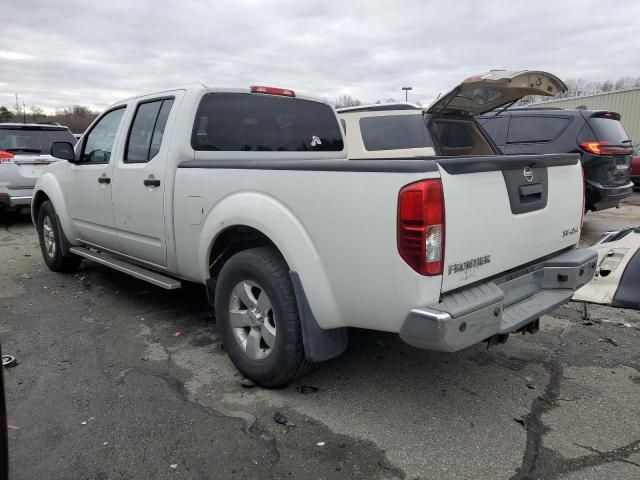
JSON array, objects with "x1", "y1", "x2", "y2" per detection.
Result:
[{"x1": 532, "y1": 88, "x2": 640, "y2": 143}]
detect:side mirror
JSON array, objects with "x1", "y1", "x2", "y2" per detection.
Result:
[{"x1": 51, "y1": 142, "x2": 76, "y2": 162}]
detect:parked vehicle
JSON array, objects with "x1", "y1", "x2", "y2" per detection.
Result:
[
  {"x1": 631, "y1": 144, "x2": 640, "y2": 187},
  {"x1": 33, "y1": 75, "x2": 596, "y2": 386},
  {"x1": 337, "y1": 103, "x2": 435, "y2": 158},
  {"x1": 0, "y1": 123, "x2": 77, "y2": 212},
  {"x1": 477, "y1": 108, "x2": 634, "y2": 211}
]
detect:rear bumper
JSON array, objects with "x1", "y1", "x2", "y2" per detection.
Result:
[
  {"x1": 587, "y1": 182, "x2": 634, "y2": 210},
  {"x1": 400, "y1": 248, "x2": 597, "y2": 352},
  {"x1": 0, "y1": 187, "x2": 33, "y2": 208}
]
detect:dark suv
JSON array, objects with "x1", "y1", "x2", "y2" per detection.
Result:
[{"x1": 478, "y1": 108, "x2": 634, "y2": 211}]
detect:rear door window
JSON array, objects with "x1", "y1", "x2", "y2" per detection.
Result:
[
  {"x1": 359, "y1": 115, "x2": 432, "y2": 151},
  {"x1": 192, "y1": 93, "x2": 343, "y2": 152},
  {"x1": 507, "y1": 116, "x2": 570, "y2": 144},
  {"x1": 126, "y1": 98, "x2": 174, "y2": 163},
  {"x1": 478, "y1": 116, "x2": 508, "y2": 145},
  {"x1": 587, "y1": 116, "x2": 630, "y2": 144}
]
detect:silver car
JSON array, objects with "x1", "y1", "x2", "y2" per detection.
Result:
[{"x1": 0, "y1": 123, "x2": 76, "y2": 211}]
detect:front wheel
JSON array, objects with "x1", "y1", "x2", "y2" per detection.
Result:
[
  {"x1": 214, "y1": 247, "x2": 311, "y2": 387},
  {"x1": 37, "y1": 201, "x2": 81, "y2": 272}
]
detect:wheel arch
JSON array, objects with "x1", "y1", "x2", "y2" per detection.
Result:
[
  {"x1": 205, "y1": 224, "x2": 348, "y2": 363},
  {"x1": 31, "y1": 173, "x2": 74, "y2": 241},
  {"x1": 197, "y1": 191, "x2": 345, "y2": 335},
  {"x1": 31, "y1": 190, "x2": 50, "y2": 226}
]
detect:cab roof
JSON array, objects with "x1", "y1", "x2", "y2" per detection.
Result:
[{"x1": 0, "y1": 122, "x2": 70, "y2": 130}]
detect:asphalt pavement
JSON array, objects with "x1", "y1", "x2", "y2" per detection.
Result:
[{"x1": 1, "y1": 193, "x2": 639, "y2": 480}]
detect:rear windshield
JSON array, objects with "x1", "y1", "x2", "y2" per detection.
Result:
[
  {"x1": 359, "y1": 114, "x2": 432, "y2": 151},
  {"x1": 0, "y1": 127, "x2": 76, "y2": 154},
  {"x1": 587, "y1": 116, "x2": 630, "y2": 144},
  {"x1": 192, "y1": 93, "x2": 343, "y2": 152}
]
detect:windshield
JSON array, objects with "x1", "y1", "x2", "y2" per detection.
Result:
[
  {"x1": 0, "y1": 128, "x2": 76, "y2": 154},
  {"x1": 587, "y1": 116, "x2": 630, "y2": 145}
]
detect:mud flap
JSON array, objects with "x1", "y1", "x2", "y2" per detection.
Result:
[{"x1": 289, "y1": 271, "x2": 348, "y2": 362}]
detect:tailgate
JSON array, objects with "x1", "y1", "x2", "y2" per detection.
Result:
[
  {"x1": 12, "y1": 155, "x2": 56, "y2": 181},
  {"x1": 437, "y1": 154, "x2": 582, "y2": 292}
]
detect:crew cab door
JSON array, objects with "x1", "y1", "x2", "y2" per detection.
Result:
[
  {"x1": 66, "y1": 107, "x2": 127, "y2": 250},
  {"x1": 110, "y1": 92, "x2": 182, "y2": 267}
]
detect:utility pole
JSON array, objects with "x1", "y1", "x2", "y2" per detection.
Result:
[
  {"x1": 401, "y1": 86, "x2": 412, "y2": 102},
  {"x1": 15, "y1": 94, "x2": 20, "y2": 119},
  {"x1": 22, "y1": 102, "x2": 26, "y2": 123}
]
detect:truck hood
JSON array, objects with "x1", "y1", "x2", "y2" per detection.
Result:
[{"x1": 427, "y1": 70, "x2": 567, "y2": 115}]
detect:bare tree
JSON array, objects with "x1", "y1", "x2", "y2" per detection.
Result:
[
  {"x1": 334, "y1": 95, "x2": 362, "y2": 108},
  {"x1": 614, "y1": 76, "x2": 634, "y2": 91},
  {"x1": 28, "y1": 105, "x2": 45, "y2": 122},
  {"x1": 0, "y1": 103, "x2": 98, "y2": 130},
  {"x1": 48, "y1": 105, "x2": 99, "y2": 132},
  {"x1": 531, "y1": 75, "x2": 640, "y2": 104},
  {"x1": 601, "y1": 80, "x2": 614, "y2": 92}
]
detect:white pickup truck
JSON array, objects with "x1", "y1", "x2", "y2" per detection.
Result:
[{"x1": 33, "y1": 74, "x2": 597, "y2": 386}]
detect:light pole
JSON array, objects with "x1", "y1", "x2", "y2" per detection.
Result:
[{"x1": 401, "y1": 86, "x2": 412, "y2": 102}]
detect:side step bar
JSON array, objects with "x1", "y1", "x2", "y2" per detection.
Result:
[{"x1": 69, "y1": 247, "x2": 182, "y2": 290}]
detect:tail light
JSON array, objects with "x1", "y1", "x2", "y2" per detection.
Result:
[
  {"x1": 595, "y1": 111, "x2": 621, "y2": 121},
  {"x1": 250, "y1": 85, "x2": 295, "y2": 97},
  {"x1": 397, "y1": 179, "x2": 445, "y2": 276},
  {"x1": 0, "y1": 151, "x2": 14, "y2": 164},
  {"x1": 580, "y1": 141, "x2": 632, "y2": 155}
]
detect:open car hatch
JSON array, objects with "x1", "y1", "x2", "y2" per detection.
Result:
[{"x1": 427, "y1": 70, "x2": 567, "y2": 115}]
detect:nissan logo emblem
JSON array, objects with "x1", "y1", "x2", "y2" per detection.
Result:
[{"x1": 523, "y1": 166, "x2": 534, "y2": 182}]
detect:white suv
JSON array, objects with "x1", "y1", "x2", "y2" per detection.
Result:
[{"x1": 0, "y1": 123, "x2": 76, "y2": 211}]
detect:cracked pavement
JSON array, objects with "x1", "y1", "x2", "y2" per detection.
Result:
[{"x1": 1, "y1": 193, "x2": 640, "y2": 479}]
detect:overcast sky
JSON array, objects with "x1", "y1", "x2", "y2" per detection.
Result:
[{"x1": 2, "y1": 0, "x2": 639, "y2": 112}]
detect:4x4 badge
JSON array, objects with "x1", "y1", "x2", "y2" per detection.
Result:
[{"x1": 523, "y1": 166, "x2": 534, "y2": 182}]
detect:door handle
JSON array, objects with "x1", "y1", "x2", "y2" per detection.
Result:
[
  {"x1": 98, "y1": 176, "x2": 111, "y2": 184},
  {"x1": 144, "y1": 178, "x2": 161, "y2": 187},
  {"x1": 519, "y1": 183, "x2": 542, "y2": 197}
]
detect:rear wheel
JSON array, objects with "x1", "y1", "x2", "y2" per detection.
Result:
[
  {"x1": 37, "y1": 201, "x2": 81, "y2": 272},
  {"x1": 215, "y1": 247, "x2": 311, "y2": 387}
]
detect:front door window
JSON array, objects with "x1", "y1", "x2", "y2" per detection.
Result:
[{"x1": 80, "y1": 108, "x2": 126, "y2": 164}]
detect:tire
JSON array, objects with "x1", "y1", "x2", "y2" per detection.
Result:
[
  {"x1": 215, "y1": 247, "x2": 311, "y2": 387},
  {"x1": 37, "y1": 201, "x2": 81, "y2": 272}
]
